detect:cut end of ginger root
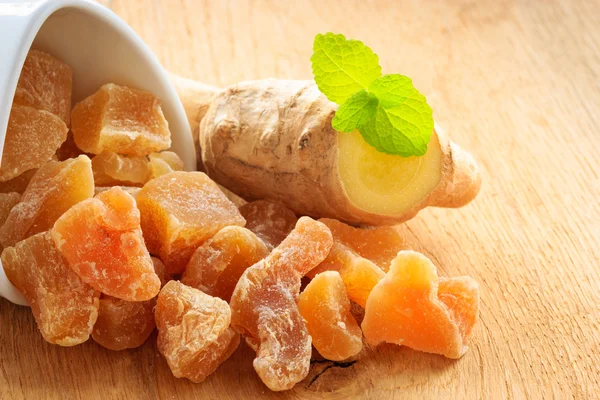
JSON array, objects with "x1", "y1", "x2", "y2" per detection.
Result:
[{"x1": 337, "y1": 129, "x2": 444, "y2": 217}]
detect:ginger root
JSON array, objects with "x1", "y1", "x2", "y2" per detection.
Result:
[{"x1": 174, "y1": 78, "x2": 481, "y2": 226}]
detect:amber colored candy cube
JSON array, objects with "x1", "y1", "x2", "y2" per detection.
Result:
[
  {"x1": 361, "y1": 251, "x2": 480, "y2": 359},
  {"x1": 319, "y1": 218, "x2": 407, "y2": 271},
  {"x1": 230, "y1": 217, "x2": 333, "y2": 391},
  {"x1": 181, "y1": 226, "x2": 269, "y2": 301},
  {"x1": 308, "y1": 242, "x2": 385, "y2": 308},
  {"x1": 51, "y1": 187, "x2": 160, "y2": 301},
  {"x1": 92, "y1": 152, "x2": 151, "y2": 187},
  {"x1": 91, "y1": 258, "x2": 172, "y2": 351},
  {"x1": 137, "y1": 171, "x2": 246, "y2": 274},
  {"x1": 0, "y1": 155, "x2": 94, "y2": 248},
  {"x1": 155, "y1": 281, "x2": 240, "y2": 383},
  {"x1": 13, "y1": 50, "x2": 72, "y2": 125},
  {"x1": 1, "y1": 232, "x2": 99, "y2": 346},
  {"x1": 239, "y1": 200, "x2": 297, "y2": 249},
  {"x1": 148, "y1": 151, "x2": 184, "y2": 179},
  {"x1": 0, "y1": 105, "x2": 68, "y2": 182},
  {"x1": 71, "y1": 84, "x2": 171, "y2": 155},
  {"x1": 91, "y1": 296, "x2": 155, "y2": 351},
  {"x1": 298, "y1": 271, "x2": 363, "y2": 361}
]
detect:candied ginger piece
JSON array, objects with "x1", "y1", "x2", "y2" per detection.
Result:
[
  {"x1": 308, "y1": 242, "x2": 385, "y2": 308},
  {"x1": 137, "y1": 171, "x2": 245, "y2": 274},
  {"x1": 71, "y1": 84, "x2": 171, "y2": 155},
  {"x1": 239, "y1": 200, "x2": 297, "y2": 249},
  {"x1": 0, "y1": 192, "x2": 20, "y2": 224},
  {"x1": 0, "y1": 155, "x2": 93, "y2": 248},
  {"x1": 148, "y1": 151, "x2": 184, "y2": 179},
  {"x1": 438, "y1": 277, "x2": 480, "y2": 341},
  {"x1": 361, "y1": 251, "x2": 480, "y2": 359},
  {"x1": 230, "y1": 217, "x2": 332, "y2": 391},
  {"x1": 298, "y1": 271, "x2": 362, "y2": 361},
  {"x1": 319, "y1": 218, "x2": 407, "y2": 271},
  {"x1": 181, "y1": 226, "x2": 269, "y2": 301},
  {"x1": 92, "y1": 152, "x2": 151, "y2": 187},
  {"x1": 92, "y1": 296, "x2": 155, "y2": 351},
  {"x1": 1, "y1": 232, "x2": 99, "y2": 345},
  {"x1": 0, "y1": 192, "x2": 21, "y2": 252},
  {"x1": 155, "y1": 281, "x2": 240, "y2": 383},
  {"x1": 51, "y1": 187, "x2": 160, "y2": 301},
  {"x1": 91, "y1": 257, "x2": 172, "y2": 351},
  {"x1": 55, "y1": 132, "x2": 88, "y2": 161},
  {"x1": 0, "y1": 105, "x2": 68, "y2": 182},
  {"x1": 13, "y1": 50, "x2": 72, "y2": 125},
  {"x1": 95, "y1": 186, "x2": 140, "y2": 198}
]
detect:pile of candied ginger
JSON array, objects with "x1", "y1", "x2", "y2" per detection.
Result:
[{"x1": 0, "y1": 50, "x2": 480, "y2": 392}]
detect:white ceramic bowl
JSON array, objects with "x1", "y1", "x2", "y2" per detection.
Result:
[{"x1": 0, "y1": 0, "x2": 195, "y2": 305}]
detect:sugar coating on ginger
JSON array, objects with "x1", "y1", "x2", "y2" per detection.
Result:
[
  {"x1": 361, "y1": 251, "x2": 479, "y2": 359},
  {"x1": 298, "y1": 271, "x2": 363, "y2": 361},
  {"x1": 239, "y1": 200, "x2": 297, "y2": 249},
  {"x1": 155, "y1": 281, "x2": 240, "y2": 383},
  {"x1": 51, "y1": 187, "x2": 160, "y2": 301},
  {"x1": 13, "y1": 49, "x2": 73, "y2": 125},
  {"x1": 229, "y1": 217, "x2": 333, "y2": 391},
  {"x1": 91, "y1": 258, "x2": 172, "y2": 351},
  {"x1": 136, "y1": 171, "x2": 246, "y2": 274},
  {"x1": 0, "y1": 155, "x2": 94, "y2": 249},
  {"x1": 0, "y1": 105, "x2": 67, "y2": 182},
  {"x1": 181, "y1": 226, "x2": 269, "y2": 301},
  {"x1": 1, "y1": 232, "x2": 99, "y2": 346},
  {"x1": 71, "y1": 83, "x2": 171, "y2": 155}
]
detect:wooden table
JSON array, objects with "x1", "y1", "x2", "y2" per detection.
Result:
[{"x1": 1, "y1": 0, "x2": 598, "y2": 398}]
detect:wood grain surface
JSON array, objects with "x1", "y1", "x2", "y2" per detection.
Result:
[{"x1": 1, "y1": 0, "x2": 599, "y2": 398}]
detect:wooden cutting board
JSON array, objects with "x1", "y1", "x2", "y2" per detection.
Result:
[{"x1": 1, "y1": 0, "x2": 598, "y2": 398}]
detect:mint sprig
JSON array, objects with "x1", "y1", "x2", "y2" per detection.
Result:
[{"x1": 311, "y1": 33, "x2": 433, "y2": 157}]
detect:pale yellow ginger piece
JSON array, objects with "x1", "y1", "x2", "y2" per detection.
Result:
[
  {"x1": 148, "y1": 151, "x2": 184, "y2": 179},
  {"x1": 92, "y1": 152, "x2": 151, "y2": 187}
]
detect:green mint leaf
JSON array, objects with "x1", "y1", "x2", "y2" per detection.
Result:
[
  {"x1": 369, "y1": 74, "x2": 417, "y2": 109},
  {"x1": 358, "y1": 103, "x2": 432, "y2": 157},
  {"x1": 332, "y1": 89, "x2": 378, "y2": 132},
  {"x1": 359, "y1": 74, "x2": 434, "y2": 156},
  {"x1": 311, "y1": 32, "x2": 382, "y2": 104}
]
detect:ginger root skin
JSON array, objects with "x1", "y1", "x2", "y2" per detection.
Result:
[{"x1": 177, "y1": 78, "x2": 481, "y2": 226}]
